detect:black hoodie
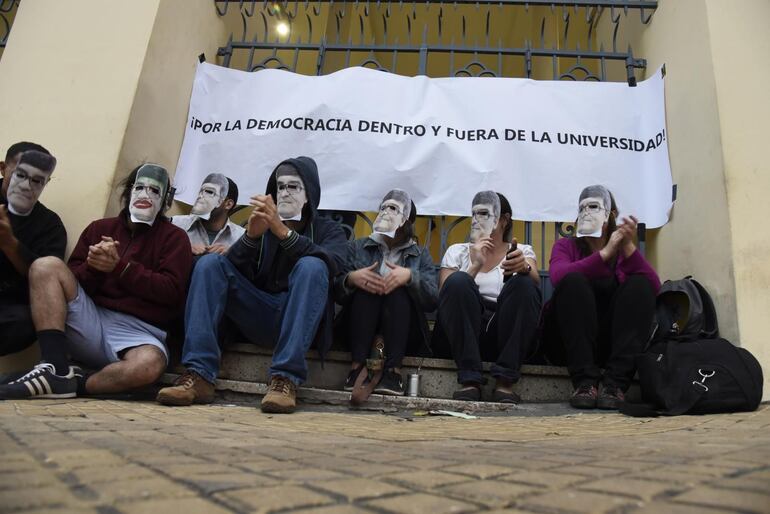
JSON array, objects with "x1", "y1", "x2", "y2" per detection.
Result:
[{"x1": 226, "y1": 156, "x2": 347, "y2": 354}]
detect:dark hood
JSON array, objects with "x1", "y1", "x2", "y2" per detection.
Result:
[{"x1": 266, "y1": 156, "x2": 321, "y2": 223}]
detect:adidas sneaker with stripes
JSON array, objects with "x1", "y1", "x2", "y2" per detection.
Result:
[{"x1": 0, "y1": 363, "x2": 77, "y2": 399}]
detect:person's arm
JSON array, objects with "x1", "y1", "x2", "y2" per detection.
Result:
[
  {"x1": 438, "y1": 244, "x2": 462, "y2": 291},
  {"x1": 0, "y1": 206, "x2": 66, "y2": 276},
  {"x1": 333, "y1": 240, "x2": 357, "y2": 304},
  {"x1": 549, "y1": 238, "x2": 613, "y2": 287},
  {"x1": 111, "y1": 227, "x2": 193, "y2": 306},
  {"x1": 406, "y1": 250, "x2": 438, "y2": 312},
  {"x1": 225, "y1": 233, "x2": 263, "y2": 281},
  {"x1": 67, "y1": 222, "x2": 107, "y2": 294},
  {"x1": 278, "y1": 220, "x2": 348, "y2": 275}
]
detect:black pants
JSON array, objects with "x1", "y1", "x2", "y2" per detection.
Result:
[
  {"x1": 543, "y1": 272, "x2": 655, "y2": 390},
  {"x1": 348, "y1": 288, "x2": 411, "y2": 369},
  {"x1": 436, "y1": 272, "x2": 542, "y2": 385},
  {"x1": 0, "y1": 303, "x2": 36, "y2": 356}
]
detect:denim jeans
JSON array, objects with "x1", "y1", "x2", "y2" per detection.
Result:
[{"x1": 181, "y1": 253, "x2": 329, "y2": 385}]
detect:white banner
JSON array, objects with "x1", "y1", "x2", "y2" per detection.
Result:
[{"x1": 175, "y1": 63, "x2": 673, "y2": 227}]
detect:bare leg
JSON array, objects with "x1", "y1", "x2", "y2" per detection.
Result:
[
  {"x1": 29, "y1": 257, "x2": 79, "y2": 331},
  {"x1": 86, "y1": 345, "x2": 166, "y2": 394}
]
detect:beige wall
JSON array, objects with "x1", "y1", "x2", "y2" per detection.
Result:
[
  {"x1": 606, "y1": 0, "x2": 769, "y2": 398},
  {"x1": 107, "y1": 0, "x2": 227, "y2": 216},
  {"x1": 0, "y1": 0, "x2": 161, "y2": 253},
  {"x1": 705, "y1": 0, "x2": 770, "y2": 399},
  {"x1": 0, "y1": 0, "x2": 225, "y2": 374}
]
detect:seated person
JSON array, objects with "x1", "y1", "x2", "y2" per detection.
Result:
[
  {"x1": 156, "y1": 157, "x2": 346, "y2": 413},
  {"x1": 335, "y1": 189, "x2": 437, "y2": 396},
  {"x1": 543, "y1": 185, "x2": 660, "y2": 410},
  {"x1": 0, "y1": 145, "x2": 66, "y2": 365},
  {"x1": 171, "y1": 173, "x2": 244, "y2": 258},
  {"x1": 0, "y1": 164, "x2": 192, "y2": 398},
  {"x1": 433, "y1": 191, "x2": 541, "y2": 403}
]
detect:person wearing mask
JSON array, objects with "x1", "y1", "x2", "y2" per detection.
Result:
[
  {"x1": 435, "y1": 191, "x2": 541, "y2": 403},
  {"x1": 544, "y1": 185, "x2": 660, "y2": 410},
  {"x1": 0, "y1": 145, "x2": 66, "y2": 369},
  {"x1": 0, "y1": 164, "x2": 192, "y2": 399},
  {"x1": 336, "y1": 189, "x2": 437, "y2": 396},
  {"x1": 171, "y1": 173, "x2": 244, "y2": 259},
  {"x1": 157, "y1": 157, "x2": 346, "y2": 413}
]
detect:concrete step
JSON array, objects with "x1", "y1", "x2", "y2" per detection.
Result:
[{"x1": 210, "y1": 343, "x2": 573, "y2": 402}]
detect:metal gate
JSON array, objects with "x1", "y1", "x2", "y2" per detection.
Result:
[{"x1": 213, "y1": 0, "x2": 656, "y2": 296}]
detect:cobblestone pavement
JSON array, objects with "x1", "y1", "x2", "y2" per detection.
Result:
[{"x1": 1, "y1": 399, "x2": 769, "y2": 514}]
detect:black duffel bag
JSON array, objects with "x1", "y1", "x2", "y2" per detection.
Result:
[{"x1": 621, "y1": 338, "x2": 763, "y2": 417}]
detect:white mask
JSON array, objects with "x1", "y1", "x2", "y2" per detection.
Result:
[
  {"x1": 191, "y1": 174, "x2": 228, "y2": 220},
  {"x1": 470, "y1": 203, "x2": 498, "y2": 242},
  {"x1": 373, "y1": 199, "x2": 407, "y2": 238},
  {"x1": 276, "y1": 171, "x2": 307, "y2": 221},
  {"x1": 576, "y1": 196, "x2": 609, "y2": 238},
  {"x1": 6, "y1": 164, "x2": 50, "y2": 216},
  {"x1": 130, "y1": 177, "x2": 165, "y2": 225}
]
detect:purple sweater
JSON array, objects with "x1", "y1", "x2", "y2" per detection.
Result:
[{"x1": 549, "y1": 237, "x2": 661, "y2": 293}]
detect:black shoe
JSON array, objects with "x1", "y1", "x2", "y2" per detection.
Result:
[
  {"x1": 597, "y1": 384, "x2": 625, "y2": 410},
  {"x1": 492, "y1": 389, "x2": 521, "y2": 404},
  {"x1": 374, "y1": 370, "x2": 404, "y2": 396},
  {"x1": 452, "y1": 384, "x2": 481, "y2": 401},
  {"x1": 569, "y1": 384, "x2": 598, "y2": 409},
  {"x1": 0, "y1": 363, "x2": 77, "y2": 400}
]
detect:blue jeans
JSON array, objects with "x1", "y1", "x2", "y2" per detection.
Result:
[{"x1": 181, "y1": 253, "x2": 329, "y2": 385}]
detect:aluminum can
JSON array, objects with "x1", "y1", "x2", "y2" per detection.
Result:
[{"x1": 406, "y1": 373, "x2": 421, "y2": 397}]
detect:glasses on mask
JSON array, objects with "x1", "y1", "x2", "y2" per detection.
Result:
[
  {"x1": 471, "y1": 209, "x2": 493, "y2": 221},
  {"x1": 379, "y1": 203, "x2": 403, "y2": 216},
  {"x1": 579, "y1": 202, "x2": 605, "y2": 215},
  {"x1": 13, "y1": 169, "x2": 48, "y2": 188},
  {"x1": 277, "y1": 182, "x2": 304, "y2": 195},
  {"x1": 198, "y1": 187, "x2": 220, "y2": 198},
  {"x1": 133, "y1": 184, "x2": 162, "y2": 199}
]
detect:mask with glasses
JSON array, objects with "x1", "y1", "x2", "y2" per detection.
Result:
[{"x1": 13, "y1": 168, "x2": 48, "y2": 189}]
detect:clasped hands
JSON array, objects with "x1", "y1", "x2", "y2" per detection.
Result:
[
  {"x1": 87, "y1": 236, "x2": 120, "y2": 273},
  {"x1": 347, "y1": 261, "x2": 411, "y2": 295},
  {"x1": 191, "y1": 244, "x2": 228, "y2": 256},
  {"x1": 600, "y1": 215, "x2": 639, "y2": 262},
  {"x1": 246, "y1": 194, "x2": 289, "y2": 239}
]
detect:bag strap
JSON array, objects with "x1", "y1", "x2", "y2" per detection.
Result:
[{"x1": 690, "y1": 279, "x2": 719, "y2": 338}]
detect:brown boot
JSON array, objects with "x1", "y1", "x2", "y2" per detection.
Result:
[
  {"x1": 156, "y1": 370, "x2": 215, "y2": 406},
  {"x1": 261, "y1": 375, "x2": 297, "y2": 413}
]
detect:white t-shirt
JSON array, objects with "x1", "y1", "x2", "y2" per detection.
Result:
[{"x1": 441, "y1": 242, "x2": 537, "y2": 302}]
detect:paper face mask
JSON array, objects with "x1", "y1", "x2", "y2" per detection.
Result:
[
  {"x1": 469, "y1": 191, "x2": 501, "y2": 243},
  {"x1": 191, "y1": 173, "x2": 228, "y2": 220},
  {"x1": 129, "y1": 164, "x2": 169, "y2": 226},
  {"x1": 372, "y1": 189, "x2": 411, "y2": 238},
  {"x1": 577, "y1": 195, "x2": 610, "y2": 238},
  {"x1": 276, "y1": 169, "x2": 307, "y2": 221},
  {"x1": 6, "y1": 164, "x2": 50, "y2": 216}
]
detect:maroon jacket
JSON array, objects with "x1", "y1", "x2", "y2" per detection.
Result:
[{"x1": 68, "y1": 212, "x2": 192, "y2": 328}]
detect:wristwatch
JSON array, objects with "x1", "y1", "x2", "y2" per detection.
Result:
[
  {"x1": 521, "y1": 263, "x2": 532, "y2": 275},
  {"x1": 283, "y1": 229, "x2": 294, "y2": 241}
]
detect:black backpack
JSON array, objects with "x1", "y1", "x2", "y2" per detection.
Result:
[
  {"x1": 621, "y1": 338, "x2": 763, "y2": 416},
  {"x1": 653, "y1": 276, "x2": 719, "y2": 343}
]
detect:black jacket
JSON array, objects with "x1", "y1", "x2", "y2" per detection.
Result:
[
  {"x1": 0, "y1": 195, "x2": 67, "y2": 303},
  {"x1": 227, "y1": 156, "x2": 347, "y2": 355}
]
